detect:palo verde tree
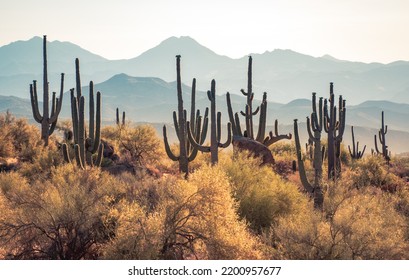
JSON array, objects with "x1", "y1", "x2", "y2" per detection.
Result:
[
  {"x1": 30, "y1": 35, "x2": 64, "y2": 146},
  {"x1": 163, "y1": 55, "x2": 208, "y2": 176}
]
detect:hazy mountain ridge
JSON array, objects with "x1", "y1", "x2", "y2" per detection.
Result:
[
  {"x1": 1, "y1": 36, "x2": 409, "y2": 104},
  {"x1": 1, "y1": 72, "x2": 409, "y2": 153}
]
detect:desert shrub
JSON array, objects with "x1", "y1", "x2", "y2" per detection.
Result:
[
  {"x1": 275, "y1": 176, "x2": 408, "y2": 259},
  {"x1": 119, "y1": 125, "x2": 164, "y2": 165},
  {"x1": 222, "y1": 151, "x2": 309, "y2": 233},
  {"x1": 390, "y1": 156, "x2": 409, "y2": 181},
  {"x1": 0, "y1": 113, "x2": 43, "y2": 161},
  {"x1": 349, "y1": 156, "x2": 405, "y2": 192},
  {"x1": 0, "y1": 166, "x2": 124, "y2": 259},
  {"x1": 104, "y1": 165, "x2": 265, "y2": 260},
  {"x1": 18, "y1": 145, "x2": 63, "y2": 182},
  {"x1": 102, "y1": 201, "x2": 164, "y2": 260}
]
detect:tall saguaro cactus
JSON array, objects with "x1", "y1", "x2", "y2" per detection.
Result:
[
  {"x1": 294, "y1": 92, "x2": 325, "y2": 209},
  {"x1": 62, "y1": 59, "x2": 103, "y2": 169},
  {"x1": 324, "y1": 83, "x2": 346, "y2": 179},
  {"x1": 187, "y1": 79, "x2": 232, "y2": 165},
  {"x1": 348, "y1": 126, "x2": 366, "y2": 159},
  {"x1": 163, "y1": 55, "x2": 208, "y2": 176},
  {"x1": 30, "y1": 35, "x2": 64, "y2": 146},
  {"x1": 374, "y1": 111, "x2": 390, "y2": 164},
  {"x1": 226, "y1": 56, "x2": 291, "y2": 147}
]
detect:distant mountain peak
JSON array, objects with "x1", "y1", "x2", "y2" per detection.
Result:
[{"x1": 321, "y1": 54, "x2": 339, "y2": 61}]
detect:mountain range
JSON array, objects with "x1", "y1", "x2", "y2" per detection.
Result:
[
  {"x1": 1, "y1": 36, "x2": 409, "y2": 104},
  {"x1": 1, "y1": 36, "x2": 409, "y2": 153}
]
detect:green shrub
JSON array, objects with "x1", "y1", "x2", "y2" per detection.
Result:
[{"x1": 223, "y1": 151, "x2": 309, "y2": 232}]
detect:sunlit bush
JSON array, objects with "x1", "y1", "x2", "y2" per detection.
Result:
[
  {"x1": 0, "y1": 166, "x2": 124, "y2": 259},
  {"x1": 222, "y1": 151, "x2": 309, "y2": 233},
  {"x1": 104, "y1": 165, "x2": 265, "y2": 260},
  {"x1": 275, "y1": 176, "x2": 408, "y2": 259}
]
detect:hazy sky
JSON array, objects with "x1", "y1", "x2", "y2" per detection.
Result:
[{"x1": 1, "y1": 0, "x2": 408, "y2": 63}]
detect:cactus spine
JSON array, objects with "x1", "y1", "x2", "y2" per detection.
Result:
[
  {"x1": 163, "y1": 55, "x2": 208, "y2": 176},
  {"x1": 324, "y1": 83, "x2": 346, "y2": 179},
  {"x1": 348, "y1": 126, "x2": 366, "y2": 159},
  {"x1": 374, "y1": 111, "x2": 390, "y2": 164},
  {"x1": 226, "y1": 56, "x2": 291, "y2": 146},
  {"x1": 30, "y1": 35, "x2": 64, "y2": 146},
  {"x1": 187, "y1": 79, "x2": 232, "y2": 164},
  {"x1": 62, "y1": 59, "x2": 103, "y2": 169}
]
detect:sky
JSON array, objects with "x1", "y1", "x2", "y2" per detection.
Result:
[{"x1": 1, "y1": 0, "x2": 409, "y2": 63}]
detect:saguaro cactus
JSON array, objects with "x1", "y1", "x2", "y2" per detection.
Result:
[
  {"x1": 348, "y1": 126, "x2": 366, "y2": 159},
  {"x1": 116, "y1": 108, "x2": 126, "y2": 127},
  {"x1": 294, "y1": 92, "x2": 325, "y2": 209},
  {"x1": 226, "y1": 56, "x2": 291, "y2": 147},
  {"x1": 163, "y1": 55, "x2": 208, "y2": 176},
  {"x1": 374, "y1": 111, "x2": 390, "y2": 164},
  {"x1": 62, "y1": 59, "x2": 103, "y2": 169},
  {"x1": 187, "y1": 79, "x2": 231, "y2": 164},
  {"x1": 324, "y1": 83, "x2": 346, "y2": 179},
  {"x1": 30, "y1": 35, "x2": 64, "y2": 146}
]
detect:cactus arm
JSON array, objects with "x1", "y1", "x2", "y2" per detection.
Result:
[
  {"x1": 218, "y1": 122, "x2": 232, "y2": 149},
  {"x1": 361, "y1": 144, "x2": 367, "y2": 158},
  {"x1": 74, "y1": 144, "x2": 85, "y2": 170},
  {"x1": 163, "y1": 125, "x2": 179, "y2": 161},
  {"x1": 186, "y1": 121, "x2": 211, "y2": 152},
  {"x1": 30, "y1": 82, "x2": 43, "y2": 123},
  {"x1": 71, "y1": 92, "x2": 79, "y2": 145},
  {"x1": 294, "y1": 119, "x2": 314, "y2": 194},
  {"x1": 252, "y1": 106, "x2": 260, "y2": 116},
  {"x1": 264, "y1": 119, "x2": 292, "y2": 147},
  {"x1": 172, "y1": 111, "x2": 180, "y2": 140},
  {"x1": 90, "y1": 91, "x2": 101, "y2": 154},
  {"x1": 187, "y1": 115, "x2": 202, "y2": 162},
  {"x1": 255, "y1": 93, "x2": 267, "y2": 143},
  {"x1": 234, "y1": 113, "x2": 243, "y2": 136},
  {"x1": 374, "y1": 134, "x2": 380, "y2": 154},
  {"x1": 306, "y1": 116, "x2": 315, "y2": 141},
  {"x1": 62, "y1": 143, "x2": 71, "y2": 164},
  {"x1": 93, "y1": 143, "x2": 104, "y2": 167},
  {"x1": 226, "y1": 92, "x2": 239, "y2": 136},
  {"x1": 89, "y1": 82, "x2": 95, "y2": 141}
]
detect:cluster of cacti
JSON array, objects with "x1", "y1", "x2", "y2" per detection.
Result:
[
  {"x1": 62, "y1": 59, "x2": 104, "y2": 169},
  {"x1": 348, "y1": 126, "x2": 366, "y2": 159},
  {"x1": 226, "y1": 56, "x2": 292, "y2": 145},
  {"x1": 116, "y1": 107, "x2": 126, "y2": 127},
  {"x1": 374, "y1": 111, "x2": 390, "y2": 164},
  {"x1": 163, "y1": 55, "x2": 209, "y2": 176},
  {"x1": 324, "y1": 83, "x2": 346, "y2": 179},
  {"x1": 30, "y1": 35, "x2": 64, "y2": 147},
  {"x1": 294, "y1": 92, "x2": 325, "y2": 209},
  {"x1": 187, "y1": 79, "x2": 232, "y2": 164}
]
